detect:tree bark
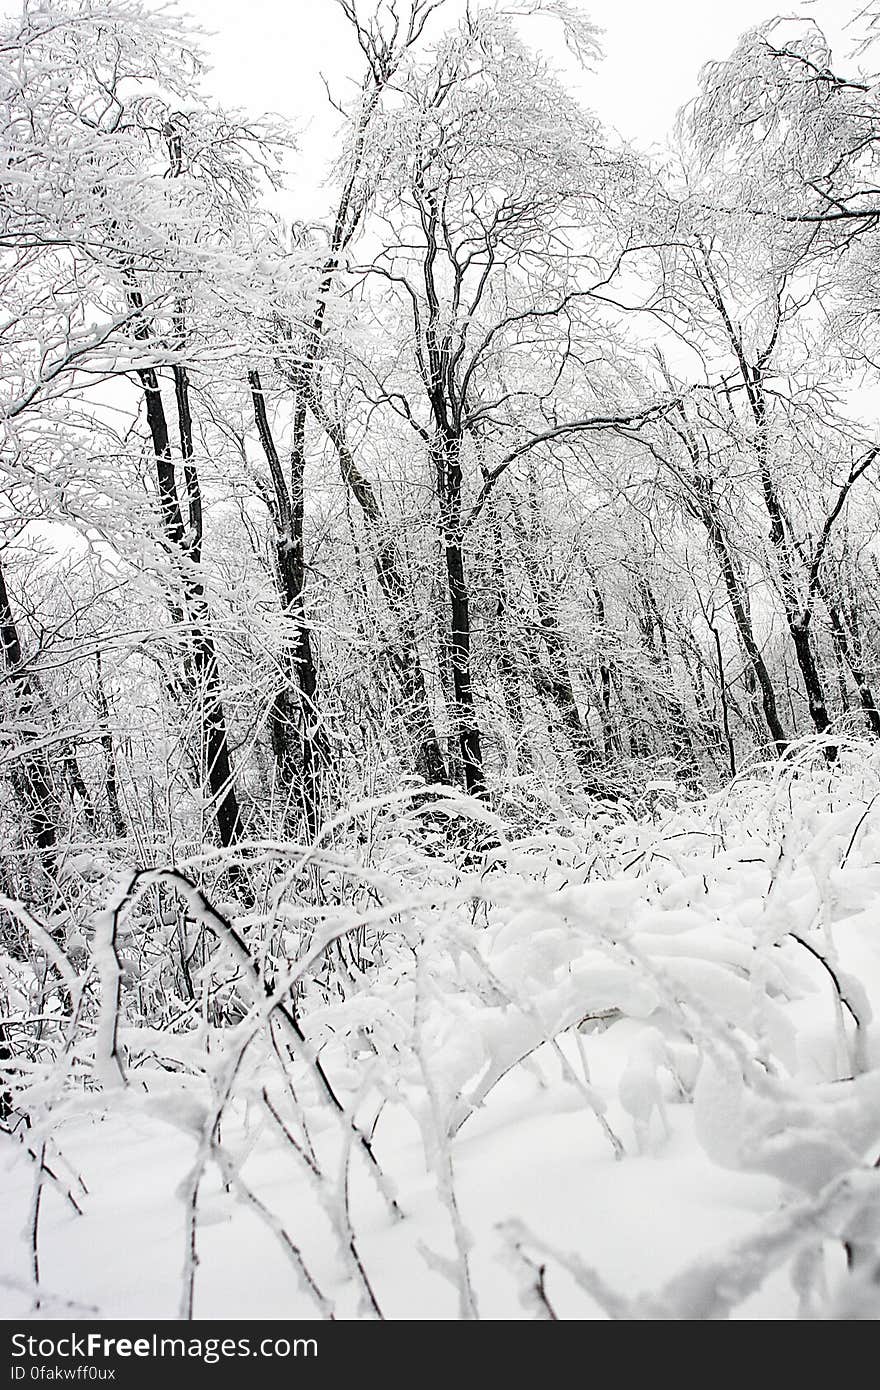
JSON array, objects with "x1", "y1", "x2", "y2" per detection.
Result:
[
  {"x1": 95, "y1": 651, "x2": 127, "y2": 838},
  {"x1": 129, "y1": 286, "x2": 242, "y2": 848},
  {"x1": 304, "y1": 389, "x2": 448, "y2": 785},
  {"x1": 490, "y1": 521, "x2": 528, "y2": 774},
  {"x1": 248, "y1": 369, "x2": 326, "y2": 835},
  {"x1": 697, "y1": 250, "x2": 829, "y2": 741},
  {"x1": 697, "y1": 487, "x2": 788, "y2": 752},
  {"x1": 171, "y1": 360, "x2": 243, "y2": 848},
  {"x1": 0, "y1": 558, "x2": 59, "y2": 858},
  {"x1": 435, "y1": 431, "x2": 485, "y2": 796},
  {"x1": 511, "y1": 511, "x2": 604, "y2": 791}
]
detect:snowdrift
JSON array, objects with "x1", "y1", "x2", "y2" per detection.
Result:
[{"x1": 3, "y1": 741, "x2": 880, "y2": 1319}]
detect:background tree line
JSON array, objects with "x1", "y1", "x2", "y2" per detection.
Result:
[{"x1": 3, "y1": 0, "x2": 880, "y2": 902}]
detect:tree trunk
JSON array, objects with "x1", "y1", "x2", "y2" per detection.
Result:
[
  {"x1": 435, "y1": 432, "x2": 485, "y2": 797},
  {"x1": 695, "y1": 253, "x2": 826, "y2": 743},
  {"x1": 304, "y1": 389, "x2": 448, "y2": 785},
  {"x1": 755, "y1": 431, "x2": 831, "y2": 738},
  {"x1": 636, "y1": 576, "x2": 700, "y2": 775},
  {"x1": 129, "y1": 290, "x2": 242, "y2": 849},
  {"x1": 698, "y1": 492, "x2": 788, "y2": 752},
  {"x1": 249, "y1": 371, "x2": 327, "y2": 836},
  {"x1": 823, "y1": 591, "x2": 880, "y2": 738},
  {"x1": 171, "y1": 361, "x2": 243, "y2": 848},
  {"x1": 0, "y1": 558, "x2": 59, "y2": 858},
  {"x1": 511, "y1": 512, "x2": 604, "y2": 791},
  {"x1": 589, "y1": 578, "x2": 621, "y2": 759},
  {"x1": 490, "y1": 521, "x2": 528, "y2": 774},
  {"x1": 95, "y1": 651, "x2": 127, "y2": 838}
]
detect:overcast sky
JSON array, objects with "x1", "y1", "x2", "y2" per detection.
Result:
[
  {"x1": 179, "y1": 1, "x2": 855, "y2": 133},
  {"x1": 166, "y1": 0, "x2": 859, "y2": 215}
]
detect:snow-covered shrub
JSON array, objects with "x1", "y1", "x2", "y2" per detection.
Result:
[{"x1": 2, "y1": 743, "x2": 880, "y2": 1317}]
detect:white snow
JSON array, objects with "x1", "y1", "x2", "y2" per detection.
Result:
[{"x1": 3, "y1": 746, "x2": 880, "y2": 1319}]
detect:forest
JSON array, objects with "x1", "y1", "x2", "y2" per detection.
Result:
[{"x1": 2, "y1": 0, "x2": 880, "y2": 1321}]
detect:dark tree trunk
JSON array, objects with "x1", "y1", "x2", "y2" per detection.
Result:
[
  {"x1": 696, "y1": 254, "x2": 828, "y2": 744},
  {"x1": 435, "y1": 431, "x2": 485, "y2": 797},
  {"x1": 699, "y1": 492, "x2": 788, "y2": 752},
  {"x1": 490, "y1": 522, "x2": 528, "y2": 774},
  {"x1": 787, "y1": 614, "x2": 831, "y2": 736},
  {"x1": 511, "y1": 512, "x2": 604, "y2": 791},
  {"x1": 0, "y1": 559, "x2": 59, "y2": 857},
  {"x1": 444, "y1": 531, "x2": 485, "y2": 795},
  {"x1": 636, "y1": 576, "x2": 700, "y2": 775},
  {"x1": 95, "y1": 652, "x2": 127, "y2": 838},
  {"x1": 824, "y1": 592, "x2": 880, "y2": 738},
  {"x1": 171, "y1": 365, "x2": 243, "y2": 848},
  {"x1": 287, "y1": 396, "x2": 325, "y2": 837},
  {"x1": 247, "y1": 370, "x2": 300, "y2": 789},
  {"x1": 754, "y1": 426, "x2": 832, "y2": 740},
  {"x1": 705, "y1": 616, "x2": 737, "y2": 777},
  {"x1": 248, "y1": 371, "x2": 327, "y2": 836},
  {"x1": 302, "y1": 388, "x2": 448, "y2": 785},
  {"x1": 589, "y1": 578, "x2": 621, "y2": 759},
  {"x1": 128, "y1": 287, "x2": 242, "y2": 849}
]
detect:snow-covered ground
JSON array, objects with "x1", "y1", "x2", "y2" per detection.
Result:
[{"x1": 3, "y1": 742, "x2": 880, "y2": 1320}]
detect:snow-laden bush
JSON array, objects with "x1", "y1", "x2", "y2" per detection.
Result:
[{"x1": 2, "y1": 741, "x2": 880, "y2": 1318}]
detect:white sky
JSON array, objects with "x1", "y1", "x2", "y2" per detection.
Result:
[{"x1": 176, "y1": 0, "x2": 858, "y2": 215}]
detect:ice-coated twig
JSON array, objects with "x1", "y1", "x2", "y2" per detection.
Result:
[
  {"x1": 90, "y1": 873, "x2": 129, "y2": 1090},
  {"x1": 209, "y1": 1134, "x2": 335, "y2": 1319},
  {"x1": 108, "y1": 866, "x2": 401, "y2": 1219},
  {"x1": 499, "y1": 1218, "x2": 635, "y2": 1319},
  {"x1": 413, "y1": 947, "x2": 479, "y2": 1320}
]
